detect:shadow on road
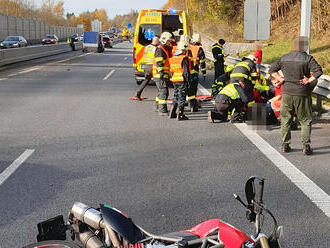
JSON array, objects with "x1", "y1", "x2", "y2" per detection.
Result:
[{"x1": 0, "y1": 161, "x2": 87, "y2": 227}]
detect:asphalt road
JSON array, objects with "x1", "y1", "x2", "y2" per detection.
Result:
[{"x1": 0, "y1": 42, "x2": 329, "y2": 247}]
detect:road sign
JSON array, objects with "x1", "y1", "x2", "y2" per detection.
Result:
[
  {"x1": 244, "y1": 0, "x2": 270, "y2": 40},
  {"x1": 127, "y1": 23, "x2": 132, "y2": 29}
]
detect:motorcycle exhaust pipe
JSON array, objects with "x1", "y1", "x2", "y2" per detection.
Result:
[
  {"x1": 77, "y1": 231, "x2": 106, "y2": 248},
  {"x1": 70, "y1": 202, "x2": 121, "y2": 247},
  {"x1": 70, "y1": 202, "x2": 103, "y2": 230}
]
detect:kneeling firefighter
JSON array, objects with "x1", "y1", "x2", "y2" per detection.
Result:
[
  {"x1": 153, "y1": 32, "x2": 175, "y2": 115},
  {"x1": 188, "y1": 33, "x2": 207, "y2": 112},
  {"x1": 211, "y1": 64, "x2": 235, "y2": 97},
  {"x1": 168, "y1": 39, "x2": 191, "y2": 121},
  {"x1": 208, "y1": 81, "x2": 249, "y2": 123}
]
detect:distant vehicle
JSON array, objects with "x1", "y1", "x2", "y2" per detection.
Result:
[
  {"x1": 41, "y1": 35, "x2": 58, "y2": 45},
  {"x1": 83, "y1": 31, "x2": 104, "y2": 53},
  {"x1": 133, "y1": 9, "x2": 192, "y2": 84},
  {"x1": 0, "y1": 36, "x2": 28, "y2": 49},
  {"x1": 102, "y1": 35, "x2": 113, "y2": 48}
]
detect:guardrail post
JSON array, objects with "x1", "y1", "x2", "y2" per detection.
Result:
[{"x1": 316, "y1": 95, "x2": 322, "y2": 112}]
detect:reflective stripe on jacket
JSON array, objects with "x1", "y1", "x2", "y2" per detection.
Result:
[
  {"x1": 170, "y1": 54, "x2": 189, "y2": 83},
  {"x1": 219, "y1": 83, "x2": 240, "y2": 100},
  {"x1": 230, "y1": 60, "x2": 254, "y2": 83},
  {"x1": 253, "y1": 74, "x2": 269, "y2": 92},
  {"x1": 144, "y1": 44, "x2": 156, "y2": 64},
  {"x1": 211, "y1": 44, "x2": 224, "y2": 62},
  {"x1": 153, "y1": 46, "x2": 170, "y2": 79}
]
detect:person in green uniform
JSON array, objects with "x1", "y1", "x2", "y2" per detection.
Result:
[{"x1": 269, "y1": 36, "x2": 323, "y2": 155}]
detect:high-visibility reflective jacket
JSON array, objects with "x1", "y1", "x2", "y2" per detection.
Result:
[
  {"x1": 220, "y1": 83, "x2": 240, "y2": 100},
  {"x1": 211, "y1": 43, "x2": 224, "y2": 63},
  {"x1": 219, "y1": 83, "x2": 249, "y2": 103},
  {"x1": 169, "y1": 53, "x2": 190, "y2": 83},
  {"x1": 153, "y1": 45, "x2": 171, "y2": 79},
  {"x1": 190, "y1": 44, "x2": 206, "y2": 75},
  {"x1": 212, "y1": 74, "x2": 230, "y2": 96},
  {"x1": 253, "y1": 74, "x2": 270, "y2": 92},
  {"x1": 230, "y1": 59, "x2": 255, "y2": 84},
  {"x1": 144, "y1": 44, "x2": 157, "y2": 64}
]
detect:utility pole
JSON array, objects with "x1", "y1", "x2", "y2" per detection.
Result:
[
  {"x1": 185, "y1": 0, "x2": 189, "y2": 15},
  {"x1": 300, "y1": 0, "x2": 311, "y2": 53}
]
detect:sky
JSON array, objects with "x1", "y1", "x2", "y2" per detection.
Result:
[{"x1": 34, "y1": 0, "x2": 168, "y2": 19}]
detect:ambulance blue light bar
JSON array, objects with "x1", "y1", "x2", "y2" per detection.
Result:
[{"x1": 169, "y1": 8, "x2": 177, "y2": 14}]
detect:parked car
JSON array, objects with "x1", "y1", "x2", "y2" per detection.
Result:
[
  {"x1": 102, "y1": 35, "x2": 113, "y2": 48},
  {"x1": 0, "y1": 36, "x2": 28, "y2": 49},
  {"x1": 41, "y1": 35, "x2": 58, "y2": 45}
]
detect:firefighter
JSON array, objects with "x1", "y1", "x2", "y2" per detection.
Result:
[
  {"x1": 188, "y1": 33, "x2": 207, "y2": 112},
  {"x1": 135, "y1": 37, "x2": 160, "y2": 100},
  {"x1": 208, "y1": 81, "x2": 249, "y2": 123},
  {"x1": 251, "y1": 73, "x2": 274, "y2": 103},
  {"x1": 212, "y1": 39, "x2": 226, "y2": 80},
  {"x1": 229, "y1": 55, "x2": 257, "y2": 104},
  {"x1": 153, "y1": 32, "x2": 175, "y2": 115},
  {"x1": 169, "y1": 39, "x2": 191, "y2": 121},
  {"x1": 211, "y1": 64, "x2": 234, "y2": 97}
]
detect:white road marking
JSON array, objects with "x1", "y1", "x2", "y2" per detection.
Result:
[
  {"x1": 0, "y1": 78, "x2": 8, "y2": 81},
  {"x1": 124, "y1": 57, "x2": 128, "y2": 61},
  {"x1": 8, "y1": 73, "x2": 18, "y2": 77},
  {"x1": 235, "y1": 124, "x2": 330, "y2": 218},
  {"x1": 55, "y1": 53, "x2": 88, "y2": 64},
  {"x1": 18, "y1": 67, "x2": 40, "y2": 74},
  {"x1": 0, "y1": 149, "x2": 35, "y2": 186},
  {"x1": 103, "y1": 69, "x2": 115, "y2": 80},
  {"x1": 198, "y1": 83, "x2": 330, "y2": 219}
]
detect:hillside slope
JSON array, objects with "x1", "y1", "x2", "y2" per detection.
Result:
[{"x1": 163, "y1": 0, "x2": 330, "y2": 74}]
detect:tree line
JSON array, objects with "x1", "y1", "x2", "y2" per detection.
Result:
[
  {"x1": 163, "y1": 0, "x2": 330, "y2": 36},
  {"x1": 0, "y1": 0, "x2": 111, "y2": 31}
]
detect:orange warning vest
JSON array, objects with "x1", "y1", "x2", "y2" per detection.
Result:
[
  {"x1": 170, "y1": 54, "x2": 188, "y2": 83},
  {"x1": 153, "y1": 46, "x2": 170, "y2": 79},
  {"x1": 190, "y1": 45, "x2": 201, "y2": 74}
]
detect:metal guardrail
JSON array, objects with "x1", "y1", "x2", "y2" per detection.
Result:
[{"x1": 0, "y1": 42, "x2": 82, "y2": 67}]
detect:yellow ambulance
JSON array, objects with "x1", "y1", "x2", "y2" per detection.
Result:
[{"x1": 133, "y1": 9, "x2": 192, "y2": 84}]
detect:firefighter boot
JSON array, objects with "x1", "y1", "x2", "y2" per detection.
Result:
[
  {"x1": 189, "y1": 99, "x2": 199, "y2": 112},
  {"x1": 158, "y1": 104, "x2": 168, "y2": 116},
  {"x1": 154, "y1": 102, "x2": 159, "y2": 112},
  {"x1": 208, "y1": 111, "x2": 226, "y2": 123},
  {"x1": 169, "y1": 103, "x2": 178, "y2": 119},
  {"x1": 177, "y1": 107, "x2": 189, "y2": 121}
]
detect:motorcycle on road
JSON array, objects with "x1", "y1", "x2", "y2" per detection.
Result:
[{"x1": 24, "y1": 176, "x2": 283, "y2": 248}]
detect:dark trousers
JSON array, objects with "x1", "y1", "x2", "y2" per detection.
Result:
[
  {"x1": 214, "y1": 61, "x2": 225, "y2": 80},
  {"x1": 155, "y1": 78, "x2": 169, "y2": 112},
  {"x1": 212, "y1": 94, "x2": 243, "y2": 121},
  {"x1": 136, "y1": 66, "x2": 152, "y2": 97},
  {"x1": 173, "y1": 82, "x2": 186, "y2": 108},
  {"x1": 188, "y1": 74, "x2": 199, "y2": 98}
]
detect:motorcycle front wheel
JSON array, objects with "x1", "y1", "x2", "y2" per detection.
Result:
[{"x1": 23, "y1": 240, "x2": 81, "y2": 248}]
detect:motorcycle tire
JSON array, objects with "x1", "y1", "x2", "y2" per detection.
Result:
[{"x1": 23, "y1": 240, "x2": 81, "y2": 248}]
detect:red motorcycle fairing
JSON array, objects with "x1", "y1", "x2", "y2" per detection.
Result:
[{"x1": 181, "y1": 219, "x2": 254, "y2": 248}]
